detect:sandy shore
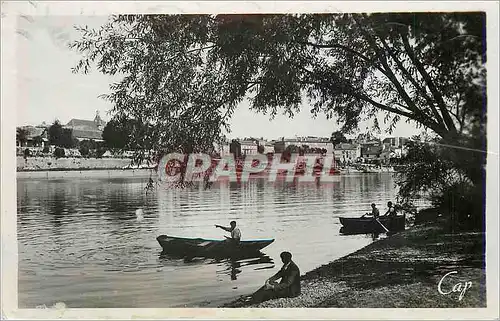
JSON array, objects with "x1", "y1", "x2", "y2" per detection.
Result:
[{"x1": 222, "y1": 221, "x2": 485, "y2": 308}]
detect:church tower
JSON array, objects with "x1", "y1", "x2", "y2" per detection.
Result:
[{"x1": 94, "y1": 110, "x2": 104, "y2": 130}]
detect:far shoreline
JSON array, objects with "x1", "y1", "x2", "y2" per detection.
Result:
[
  {"x1": 16, "y1": 167, "x2": 154, "y2": 172},
  {"x1": 16, "y1": 168, "x2": 154, "y2": 180}
]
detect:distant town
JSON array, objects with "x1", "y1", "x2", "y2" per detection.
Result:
[{"x1": 16, "y1": 111, "x2": 411, "y2": 169}]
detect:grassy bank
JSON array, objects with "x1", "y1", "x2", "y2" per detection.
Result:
[{"x1": 222, "y1": 221, "x2": 485, "y2": 308}]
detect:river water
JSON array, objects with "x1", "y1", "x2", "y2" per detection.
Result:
[{"x1": 17, "y1": 171, "x2": 399, "y2": 308}]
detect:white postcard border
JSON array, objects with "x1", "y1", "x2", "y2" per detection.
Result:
[{"x1": 1, "y1": 1, "x2": 499, "y2": 319}]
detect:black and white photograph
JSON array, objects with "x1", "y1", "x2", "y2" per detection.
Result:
[{"x1": 1, "y1": 1, "x2": 499, "y2": 319}]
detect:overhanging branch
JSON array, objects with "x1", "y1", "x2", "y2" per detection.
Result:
[
  {"x1": 352, "y1": 16, "x2": 447, "y2": 137},
  {"x1": 375, "y1": 35, "x2": 445, "y2": 128},
  {"x1": 298, "y1": 41, "x2": 388, "y2": 76},
  {"x1": 401, "y1": 33, "x2": 457, "y2": 135}
]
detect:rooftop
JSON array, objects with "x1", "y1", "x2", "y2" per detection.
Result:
[
  {"x1": 72, "y1": 129, "x2": 103, "y2": 140},
  {"x1": 18, "y1": 126, "x2": 47, "y2": 138},
  {"x1": 65, "y1": 111, "x2": 106, "y2": 131}
]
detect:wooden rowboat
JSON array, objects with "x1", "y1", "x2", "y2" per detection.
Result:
[
  {"x1": 156, "y1": 235, "x2": 274, "y2": 258},
  {"x1": 339, "y1": 215, "x2": 406, "y2": 235}
]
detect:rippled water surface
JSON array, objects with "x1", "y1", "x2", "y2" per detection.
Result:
[{"x1": 18, "y1": 171, "x2": 399, "y2": 308}]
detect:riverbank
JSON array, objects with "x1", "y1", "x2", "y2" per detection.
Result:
[
  {"x1": 222, "y1": 220, "x2": 485, "y2": 308},
  {"x1": 16, "y1": 168, "x2": 153, "y2": 180}
]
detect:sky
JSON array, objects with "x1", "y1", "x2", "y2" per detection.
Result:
[{"x1": 16, "y1": 15, "x2": 423, "y2": 141}]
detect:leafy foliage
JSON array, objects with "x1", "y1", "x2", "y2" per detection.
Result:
[
  {"x1": 70, "y1": 13, "x2": 485, "y2": 144},
  {"x1": 433, "y1": 181, "x2": 484, "y2": 231},
  {"x1": 330, "y1": 130, "x2": 348, "y2": 146},
  {"x1": 395, "y1": 137, "x2": 464, "y2": 201},
  {"x1": 53, "y1": 147, "x2": 65, "y2": 158},
  {"x1": 79, "y1": 145, "x2": 90, "y2": 157},
  {"x1": 48, "y1": 121, "x2": 63, "y2": 145},
  {"x1": 16, "y1": 128, "x2": 29, "y2": 146},
  {"x1": 394, "y1": 134, "x2": 485, "y2": 230},
  {"x1": 102, "y1": 117, "x2": 132, "y2": 150},
  {"x1": 79, "y1": 139, "x2": 98, "y2": 151}
]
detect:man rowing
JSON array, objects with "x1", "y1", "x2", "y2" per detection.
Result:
[
  {"x1": 361, "y1": 203, "x2": 390, "y2": 234},
  {"x1": 215, "y1": 220, "x2": 241, "y2": 244}
]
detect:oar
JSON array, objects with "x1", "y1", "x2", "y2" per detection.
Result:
[{"x1": 375, "y1": 217, "x2": 390, "y2": 233}]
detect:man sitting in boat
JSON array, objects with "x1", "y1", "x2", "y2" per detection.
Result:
[
  {"x1": 215, "y1": 221, "x2": 241, "y2": 244},
  {"x1": 362, "y1": 203, "x2": 380, "y2": 218},
  {"x1": 382, "y1": 201, "x2": 398, "y2": 233},
  {"x1": 249, "y1": 251, "x2": 301, "y2": 304},
  {"x1": 383, "y1": 201, "x2": 396, "y2": 217}
]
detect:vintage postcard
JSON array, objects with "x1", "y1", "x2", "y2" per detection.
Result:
[{"x1": 1, "y1": 1, "x2": 499, "y2": 320}]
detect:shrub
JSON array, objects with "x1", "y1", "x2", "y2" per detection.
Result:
[
  {"x1": 42, "y1": 146, "x2": 50, "y2": 154},
  {"x1": 94, "y1": 147, "x2": 106, "y2": 158},
  {"x1": 430, "y1": 181, "x2": 484, "y2": 231},
  {"x1": 414, "y1": 208, "x2": 442, "y2": 225},
  {"x1": 53, "y1": 147, "x2": 65, "y2": 158},
  {"x1": 79, "y1": 146, "x2": 90, "y2": 157},
  {"x1": 395, "y1": 136, "x2": 485, "y2": 232},
  {"x1": 23, "y1": 148, "x2": 31, "y2": 158}
]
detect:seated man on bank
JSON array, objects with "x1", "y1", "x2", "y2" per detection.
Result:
[
  {"x1": 249, "y1": 251, "x2": 301, "y2": 304},
  {"x1": 215, "y1": 220, "x2": 241, "y2": 244}
]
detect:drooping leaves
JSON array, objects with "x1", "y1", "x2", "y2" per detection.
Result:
[{"x1": 70, "y1": 12, "x2": 486, "y2": 170}]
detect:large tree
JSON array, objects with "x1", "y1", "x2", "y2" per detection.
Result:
[
  {"x1": 48, "y1": 120, "x2": 77, "y2": 148},
  {"x1": 70, "y1": 13, "x2": 486, "y2": 183},
  {"x1": 102, "y1": 117, "x2": 132, "y2": 150},
  {"x1": 48, "y1": 121, "x2": 64, "y2": 146}
]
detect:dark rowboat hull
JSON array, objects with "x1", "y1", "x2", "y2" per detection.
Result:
[
  {"x1": 339, "y1": 215, "x2": 405, "y2": 234},
  {"x1": 156, "y1": 235, "x2": 274, "y2": 258}
]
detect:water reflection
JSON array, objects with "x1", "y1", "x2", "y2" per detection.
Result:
[
  {"x1": 157, "y1": 251, "x2": 274, "y2": 281},
  {"x1": 158, "y1": 252, "x2": 208, "y2": 265},
  {"x1": 215, "y1": 255, "x2": 274, "y2": 281},
  {"x1": 48, "y1": 189, "x2": 69, "y2": 228}
]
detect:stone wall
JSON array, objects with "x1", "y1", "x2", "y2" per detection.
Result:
[{"x1": 17, "y1": 156, "x2": 142, "y2": 171}]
